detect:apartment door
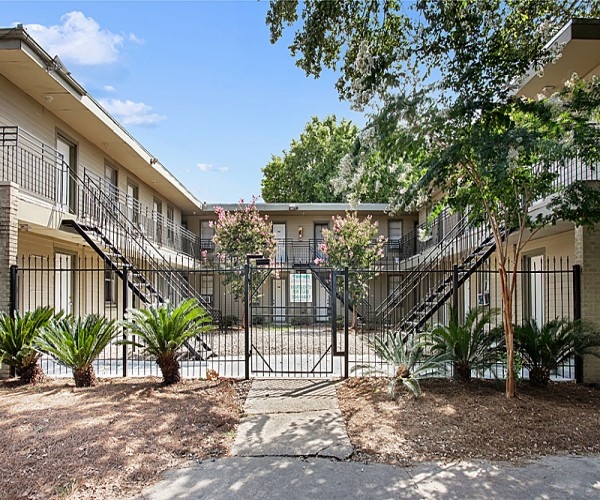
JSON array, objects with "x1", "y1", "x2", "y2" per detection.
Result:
[
  {"x1": 525, "y1": 255, "x2": 545, "y2": 325},
  {"x1": 54, "y1": 253, "x2": 73, "y2": 315},
  {"x1": 272, "y1": 279, "x2": 287, "y2": 323},
  {"x1": 126, "y1": 183, "x2": 139, "y2": 227},
  {"x1": 315, "y1": 278, "x2": 330, "y2": 322},
  {"x1": 56, "y1": 136, "x2": 76, "y2": 212},
  {"x1": 314, "y1": 223, "x2": 328, "y2": 261},
  {"x1": 273, "y1": 223, "x2": 286, "y2": 263},
  {"x1": 153, "y1": 199, "x2": 163, "y2": 244}
]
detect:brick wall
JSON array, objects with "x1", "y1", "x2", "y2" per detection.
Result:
[
  {"x1": 575, "y1": 225, "x2": 600, "y2": 383},
  {"x1": 0, "y1": 182, "x2": 18, "y2": 379}
]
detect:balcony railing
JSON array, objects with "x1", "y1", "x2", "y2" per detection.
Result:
[{"x1": 0, "y1": 126, "x2": 202, "y2": 260}]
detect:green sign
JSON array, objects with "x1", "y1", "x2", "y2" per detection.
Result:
[{"x1": 290, "y1": 274, "x2": 312, "y2": 302}]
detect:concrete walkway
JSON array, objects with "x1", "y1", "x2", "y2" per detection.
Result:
[{"x1": 139, "y1": 378, "x2": 600, "y2": 499}]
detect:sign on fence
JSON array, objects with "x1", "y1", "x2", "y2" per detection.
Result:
[{"x1": 290, "y1": 273, "x2": 312, "y2": 302}]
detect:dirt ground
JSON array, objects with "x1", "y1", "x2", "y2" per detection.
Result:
[
  {"x1": 0, "y1": 377, "x2": 250, "y2": 499},
  {"x1": 338, "y1": 377, "x2": 600, "y2": 466},
  {"x1": 2, "y1": 376, "x2": 600, "y2": 499}
]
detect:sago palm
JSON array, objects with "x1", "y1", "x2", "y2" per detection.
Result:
[
  {"x1": 0, "y1": 307, "x2": 55, "y2": 384},
  {"x1": 37, "y1": 314, "x2": 119, "y2": 387},
  {"x1": 360, "y1": 332, "x2": 447, "y2": 397},
  {"x1": 122, "y1": 299, "x2": 212, "y2": 385},
  {"x1": 515, "y1": 318, "x2": 600, "y2": 388},
  {"x1": 428, "y1": 307, "x2": 503, "y2": 381}
]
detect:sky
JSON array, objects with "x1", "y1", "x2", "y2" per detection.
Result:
[{"x1": 0, "y1": 0, "x2": 366, "y2": 203}]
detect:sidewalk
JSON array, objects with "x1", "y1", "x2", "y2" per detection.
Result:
[{"x1": 138, "y1": 378, "x2": 600, "y2": 499}]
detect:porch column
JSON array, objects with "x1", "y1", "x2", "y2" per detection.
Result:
[
  {"x1": 0, "y1": 181, "x2": 18, "y2": 378},
  {"x1": 574, "y1": 225, "x2": 600, "y2": 383}
]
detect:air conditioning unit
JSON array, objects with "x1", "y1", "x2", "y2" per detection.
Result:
[{"x1": 477, "y1": 292, "x2": 490, "y2": 306}]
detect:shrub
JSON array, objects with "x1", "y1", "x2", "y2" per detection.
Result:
[
  {"x1": 0, "y1": 307, "x2": 55, "y2": 384},
  {"x1": 356, "y1": 332, "x2": 447, "y2": 397},
  {"x1": 427, "y1": 307, "x2": 503, "y2": 381},
  {"x1": 37, "y1": 314, "x2": 119, "y2": 387},
  {"x1": 515, "y1": 318, "x2": 600, "y2": 388},
  {"x1": 122, "y1": 299, "x2": 212, "y2": 385}
]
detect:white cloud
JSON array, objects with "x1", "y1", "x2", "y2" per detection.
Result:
[
  {"x1": 24, "y1": 11, "x2": 139, "y2": 65},
  {"x1": 99, "y1": 98, "x2": 166, "y2": 126},
  {"x1": 103, "y1": 85, "x2": 116, "y2": 92},
  {"x1": 197, "y1": 163, "x2": 230, "y2": 173}
]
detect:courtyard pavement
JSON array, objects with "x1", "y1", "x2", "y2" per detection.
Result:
[{"x1": 138, "y1": 378, "x2": 600, "y2": 499}]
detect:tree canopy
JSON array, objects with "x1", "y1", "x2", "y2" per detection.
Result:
[
  {"x1": 261, "y1": 115, "x2": 359, "y2": 203},
  {"x1": 267, "y1": 0, "x2": 600, "y2": 397}
]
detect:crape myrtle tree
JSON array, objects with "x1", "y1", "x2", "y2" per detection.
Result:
[
  {"x1": 315, "y1": 212, "x2": 387, "y2": 329},
  {"x1": 262, "y1": 115, "x2": 362, "y2": 202},
  {"x1": 267, "y1": 0, "x2": 600, "y2": 397},
  {"x1": 211, "y1": 198, "x2": 278, "y2": 324}
]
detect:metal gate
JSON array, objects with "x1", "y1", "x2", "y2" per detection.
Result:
[{"x1": 244, "y1": 265, "x2": 349, "y2": 377}]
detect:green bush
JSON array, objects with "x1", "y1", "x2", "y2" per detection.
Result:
[
  {"x1": 122, "y1": 299, "x2": 212, "y2": 385},
  {"x1": 427, "y1": 307, "x2": 503, "y2": 381},
  {"x1": 515, "y1": 318, "x2": 600, "y2": 388},
  {"x1": 355, "y1": 332, "x2": 447, "y2": 397},
  {"x1": 0, "y1": 307, "x2": 55, "y2": 384},
  {"x1": 37, "y1": 314, "x2": 119, "y2": 387}
]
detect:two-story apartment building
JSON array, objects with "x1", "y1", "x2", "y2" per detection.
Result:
[
  {"x1": 0, "y1": 26, "x2": 210, "y2": 325},
  {"x1": 1, "y1": 20, "x2": 599, "y2": 381}
]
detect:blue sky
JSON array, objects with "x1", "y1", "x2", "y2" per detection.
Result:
[{"x1": 0, "y1": 1, "x2": 366, "y2": 203}]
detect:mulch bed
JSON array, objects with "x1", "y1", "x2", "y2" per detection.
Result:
[
  {"x1": 337, "y1": 377, "x2": 600, "y2": 466},
  {"x1": 0, "y1": 377, "x2": 250, "y2": 499}
]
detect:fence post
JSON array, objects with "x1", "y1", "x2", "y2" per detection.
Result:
[
  {"x1": 244, "y1": 263, "x2": 250, "y2": 380},
  {"x1": 122, "y1": 265, "x2": 129, "y2": 378},
  {"x1": 9, "y1": 264, "x2": 18, "y2": 319},
  {"x1": 344, "y1": 267, "x2": 349, "y2": 379},
  {"x1": 331, "y1": 270, "x2": 338, "y2": 354},
  {"x1": 573, "y1": 264, "x2": 583, "y2": 384},
  {"x1": 452, "y1": 264, "x2": 459, "y2": 322}
]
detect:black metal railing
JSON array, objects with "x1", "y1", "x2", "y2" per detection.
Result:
[{"x1": 0, "y1": 126, "x2": 202, "y2": 260}]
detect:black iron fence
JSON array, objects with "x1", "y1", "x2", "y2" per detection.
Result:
[{"x1": 10, "y1": 255, "x2": 580, "y2": 381}]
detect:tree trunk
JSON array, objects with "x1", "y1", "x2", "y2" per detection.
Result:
[
  {"x1": 453, "y1": 361, "x2": 471, "y2": 382},
  {"x1": 350, "y1": 308, "x2": 357, "y2": 330},
  {"x1": 73, "y1": 364, "x2": 98, "y2": 387},
  {"x1": 157, "y1": 351, "x2": 181, "y2": 385},
  {"x1": 17, "y1": 361, "x2": 45, "y2": 385},
  {"x1": 529, "y1": 367, "x2": 550, "y2": 388},
  {"x1": 499, "y1": 265, "x2": 516, "y2": 398}
]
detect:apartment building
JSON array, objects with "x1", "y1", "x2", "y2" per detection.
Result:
[{"x1": 0, "y1": 26, "x2": 210, "y2": 323}]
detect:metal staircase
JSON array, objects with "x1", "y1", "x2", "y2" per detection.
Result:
[
  {"x1": 392, "y1": 227, "x2": 502, "y2": 337},
  {"x1": 63, "y1": 170, "x2": 216, "y2": 359},
  {"x1": 370, "y1": 209, "x2": 471, "y2": 326}
]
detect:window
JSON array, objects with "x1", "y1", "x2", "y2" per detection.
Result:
[
  {"x1": 104, "y1": 267, "x2": 117, "y2": 305},
  {"x1": 200, "y1": 274, "x2": 214, "y2": 304}
]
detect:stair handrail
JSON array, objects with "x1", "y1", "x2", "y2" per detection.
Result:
[
  {"x1": 373, "y1": 209, "x2": 470, "y2": 318},
  {"x1": 74, "y1": 169, "x2": 213, "y2": 313}
]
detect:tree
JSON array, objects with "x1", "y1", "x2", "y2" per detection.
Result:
[
  {"x1": 261, "y1": 115, "x2": 360, "y2": 202},
  {"x1": 211, "y1": 198, "x2": 278, "y2": 326},
  {"x1": 267, "y1": 1, "x2": 600, "y2": 398},
  {"x1": 316, "y1": 212, "x2": 386, "y2": 328},
  {"x1": 211, "y1": 198, "x2": 278, "y2": 295}
]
